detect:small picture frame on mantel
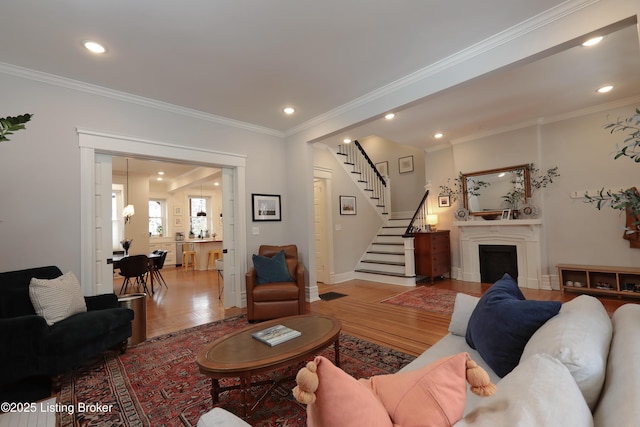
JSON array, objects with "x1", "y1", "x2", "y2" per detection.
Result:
[{"x1": 501, "y1": 209, "x2": 512, "y2": 220}]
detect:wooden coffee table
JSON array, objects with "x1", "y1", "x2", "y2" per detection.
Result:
[{"x1": 196, "y1": 314, "x2": 342, "y2": 418}]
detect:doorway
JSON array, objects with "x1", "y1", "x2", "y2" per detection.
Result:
[
  {"x1": 79, "y1": 130, "x2": 247, "y2": 309},
  {"x1": 313, "y1": 168, "x2": 334, "y2": 284}
]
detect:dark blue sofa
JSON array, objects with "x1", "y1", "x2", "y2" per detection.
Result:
[{"x1": 0, "y1": 266, "x2": 134, "y2": 403}]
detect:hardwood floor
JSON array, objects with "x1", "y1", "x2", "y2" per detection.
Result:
[{"x1": 115, "y1": 267, "x2": 630, "y2": 357}]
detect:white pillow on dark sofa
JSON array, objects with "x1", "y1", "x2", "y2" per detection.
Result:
[{"x1": 29, "y1": 271, "x2": 87, "y2": 326}]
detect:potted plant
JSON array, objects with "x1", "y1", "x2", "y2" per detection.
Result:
[
  {"x1": 0, "y1": 114, "x2": 33, "y2": 142},
  {"x1": 502, "y1": 164, "x2": 560, "y2": 216},
  {"x1": 585, "y1": 108, "x2": 640, "y2": 246}
]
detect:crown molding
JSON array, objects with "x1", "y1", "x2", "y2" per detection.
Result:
[
  {"x1": 285, "y1": 0, "x2": 600, "y2": 138},
  {"x1": 446, "y1": 94, "x2": 640, "y2": 147},
  {"x1": 0, "y1": 62, "x2": 284, "y2": 138}
]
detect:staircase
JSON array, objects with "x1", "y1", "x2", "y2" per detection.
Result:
[
  {"x1": 355, "y1": 218, "x2": 417, "y2": 286},
  {"x1": 334, "y1": 141, "x2": 390, "y2": 217},
  {"x1": 331, "y1": 141, "x2": 417, "y2": 286}
]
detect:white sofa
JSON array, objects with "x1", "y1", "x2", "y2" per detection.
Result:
[
  {"x1": 399, "y1": 293, "x2": 639, "y2": 426},
  {"x1": 199, "y1": 294, "x2": 639, "y2": 426}
]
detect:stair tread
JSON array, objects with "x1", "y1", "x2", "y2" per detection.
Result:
[
  {"x1": 361, "y1": 260, "x2": 405, "y2": 266},
  {"x1": 355, "y1": 269, "x2": 414, "y2": 278},
  {"x1": 372, "y1": 242, "x2": 403, "y2": 246},
  {"x1": 367, "y1": 250, "x2": 404, "y2": 255}
]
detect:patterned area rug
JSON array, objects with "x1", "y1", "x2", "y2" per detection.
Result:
[
  {"x1": 381, "y1": 287, "x2": 481, "y2": 315},
  {"x1": 58, "y1": 315, "x2": 414, "y2": 427}
]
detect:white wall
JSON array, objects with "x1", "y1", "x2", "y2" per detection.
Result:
[
  {"x1": 359, "y1": 135, "x2": 426, "y2": 213},
  {"x1": 0, "y1": 72, "x2": 286, "y2": 277}
]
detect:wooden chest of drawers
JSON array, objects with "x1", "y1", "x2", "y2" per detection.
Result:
[{"x1": 413, "y1": 231, "x2": 451, "y2": 284}]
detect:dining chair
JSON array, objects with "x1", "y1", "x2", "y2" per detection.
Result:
[
  {"x1": 118, "y1": 254, "x2": 151, "y2": 295},
  {"x1": 151, "y1": 250, "x2": 168, "y2": 288}
]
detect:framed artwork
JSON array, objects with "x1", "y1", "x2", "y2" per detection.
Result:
[
  {"x1": 501, "y1": 209, "x2": 512, "y2": 220},
  {"x1": 252, "y1": 193, "x2": 282, "y2": 221},
  {"x1": 174, "y1": 206, "x2": 182, "y2": 216},
  {"x1": 375, "y1": 161, "x2": 389, "y2": 177},
  {"x1": 339, "y1": 195, "x2": 357, "y2": 215},
  {"x1": 438, "y1": 195, "x2": 451, "y2": 208},
  {"x1": 398, "y1": 155, "x2": 414, "y2": 174},
  {"x1": 174, "y1": 217, "x2": 183, "y2": 227}
]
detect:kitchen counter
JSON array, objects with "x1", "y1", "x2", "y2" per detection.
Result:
[{"x1": 179, "y1": 240, "x2": 223, "y2": 270}]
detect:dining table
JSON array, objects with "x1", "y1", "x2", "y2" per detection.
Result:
[{"x1": 110, "y1": 253, "x2": 162, "y2": 294}]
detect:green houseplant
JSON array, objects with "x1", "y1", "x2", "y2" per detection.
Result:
[
  {"x1": 585, "y1": 108, "x2": 640, "y2": 243},
  {"x1": 0, "y1": 114, "x2": 33, "y2": 142}
]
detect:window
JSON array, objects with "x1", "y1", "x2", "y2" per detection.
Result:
[
  {"x1": 189, "y1": 197, "x2": 209, "y2": 237},
  {"x1": 149, "y1": 199, "x2": 166, "y2": 237}
]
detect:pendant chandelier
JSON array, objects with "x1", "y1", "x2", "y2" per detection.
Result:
[
  {"x1": 197, "y1": 184, "x2": 207, "y2": 216},
  {"x1": 122, "y1": 158, "x2": 135, "y2": 223}
]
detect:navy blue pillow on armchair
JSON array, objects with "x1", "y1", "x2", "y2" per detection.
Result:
[
  {"x1": 252, "y1": 249, "x2": 293, "y2": 284},
  {"x1": 465, "y1": 273, "x2": 561, "y2": 377}
]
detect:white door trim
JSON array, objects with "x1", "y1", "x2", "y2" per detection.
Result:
[{"x1": 78, "y1": 129, "x2": 247, "y2": 306}]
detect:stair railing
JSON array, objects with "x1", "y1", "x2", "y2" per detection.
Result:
[
  {"x1": 337, "y1": 140, "x2": 388, "y2": 214},
  {"x1": 404, "y1": 189, "x2": 430, "y2": 237}
]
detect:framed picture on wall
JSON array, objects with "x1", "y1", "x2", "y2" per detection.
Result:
[
  {"x1": 398, "y1": 155, "x2": 414, "y2": 174},
  {"x1": 174, "y1": 217, "x2": 183, "y2": 227},
  {"x1": 438, "y1": 195, "x2": 451, "y2": 208},
  {"x1": 339, "y1": 195, "x2": 357, "y2": 215},
  {"x1": 252, "y1": 193, "x2": 282, "y2": 221},
  {"x1": 375, "y1": 161, "x2": 389, "y2": 177},
  {"x1": 174, "y1": 206, "x2": 182, "y2": 216}
]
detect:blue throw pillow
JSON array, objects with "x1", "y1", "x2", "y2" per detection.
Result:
[
  {"x1": 465, "y1": 273, "x2": 561, "y2": 377},
  {"x1": 252, "y1": 250, "x2": 293, "y2": 284}
]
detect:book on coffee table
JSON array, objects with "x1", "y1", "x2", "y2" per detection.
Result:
[{"x1": 252, "y1": 324, "x2": 301, "y2": 346}]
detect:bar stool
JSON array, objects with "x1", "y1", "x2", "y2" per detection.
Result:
[
  {"x1": 207, "y1": 250, "x2": 223, "y2": 270},
  {"x1": 182, "y1": 243, "x2": 198, "y2": 270}
]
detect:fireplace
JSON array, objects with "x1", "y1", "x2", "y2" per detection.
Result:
[
  {"x1": 454, "y1": 219, "x2": 548, "y2": 289},
  {"x1": 479, "y1": 245, "x2": 518, "y2": 283}
]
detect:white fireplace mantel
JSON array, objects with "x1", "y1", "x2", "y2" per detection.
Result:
[{"x1": 453, "y1": 219, "x2": 547, "y2": 289}]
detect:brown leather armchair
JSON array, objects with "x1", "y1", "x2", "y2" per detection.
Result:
[{"x1": 246, "y1": 244, "x2": 306, "y2": 321}]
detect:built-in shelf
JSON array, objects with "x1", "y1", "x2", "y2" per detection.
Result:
[{"x1": 558, "y1": 264, "x2": 640, "y2": 297}]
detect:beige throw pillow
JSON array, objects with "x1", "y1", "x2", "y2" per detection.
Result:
[{"x1": 29, "y1": 271, "x2": 87, "y2": 325}]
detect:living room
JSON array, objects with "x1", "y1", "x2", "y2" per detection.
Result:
[{"x1": 2, "y1": 1, "x2": 640, "y2": 425}]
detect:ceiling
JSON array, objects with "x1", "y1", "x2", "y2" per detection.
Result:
[{"x1": 1, "y1": 1, "x2": 640, "y2": 152}]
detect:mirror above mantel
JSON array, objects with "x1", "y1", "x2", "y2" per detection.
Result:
[{"x1": 462, "y1": 164, "x2": 531, "y2": 217}]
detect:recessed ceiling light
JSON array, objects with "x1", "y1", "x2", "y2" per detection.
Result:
[
  {"x1": 83, "y1": 41, "x2": 106, "y2": 54},
  {"x1": 343, "y1": 138, "x2": 352, "y2": 144},
  {"x1": 283, "y1": 107, "x2": 295, "y2": 115},
  {"x1": 385, "y1": 113, "x2": 395, "y2": 120},
  {"x1": 214, "y1": 182, "x2": 220, "y2": 186},
  {"x1": 597, "y1": 85, "x2": 614, "y2": 93},
  {"x1": 434, "y1": 132, "x2": 444, "y2": 139},
  {"x1": 156, "y1": 177, "x2": 163, "y2": 181},
  {"x1": 157, "y1": 171, "x2": 164, "y2": 175},
  {"x1": 582, "y1": 36, "x2": 604, "y2": 47}
]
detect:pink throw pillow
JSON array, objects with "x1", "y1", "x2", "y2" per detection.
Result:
[
  {"x1": 306, "y1": 356, "x2": 392, "y2": 427},
  {"x1": 360, "y1": 353, "x2": 469, "y2": 427},
  {"x1": 305, "y1": 353, "x2": 470, "y2": 427}
]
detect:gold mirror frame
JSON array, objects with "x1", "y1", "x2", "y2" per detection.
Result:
[{"x1": 462, "y1": 164, "x2": 531, "y2": 217}]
